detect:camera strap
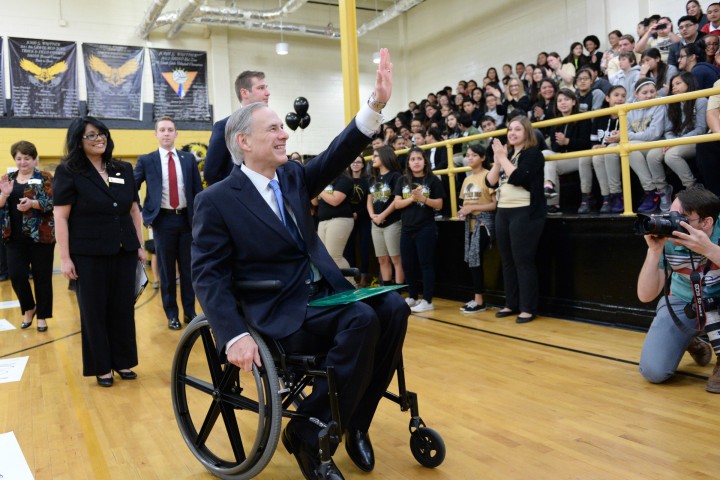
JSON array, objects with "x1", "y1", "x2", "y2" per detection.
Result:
[{"x1": 661, "y1": 248, "x2": 713, "y2": 334}]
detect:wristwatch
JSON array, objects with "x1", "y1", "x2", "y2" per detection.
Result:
[{"x1": 368, "y1": 92, "x2": 386, "y2": 111}]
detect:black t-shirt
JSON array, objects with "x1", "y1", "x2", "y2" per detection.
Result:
[
  {"x1": 349, "y1": 176, "x2": 370, "y2": 219},
  {"x1": 9, "y1": 181, "x2": 28, "y2": 241},
  {"x1": 393, "y1": 174, "x2": 445, "y2": 233},
  {"x1": 317, "y1": 175, "x2": 353, "y2": 221},
  {"x1": 369, "y1": 171, "x2": 401, "y2": 227}
]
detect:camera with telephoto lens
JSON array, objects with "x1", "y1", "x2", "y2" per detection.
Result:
[
  {"x1": 633, "y1": 211, "x2": 688, "y2": 237},
  {"x1": 685, "y1": 297, "x2": 718, "y2": 318}
]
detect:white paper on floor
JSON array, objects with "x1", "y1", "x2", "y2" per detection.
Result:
[
  {"x1": 0, "y1": 356, "x2": 29, "y2": 384},
  {"x1": 0, "y1": 431, "x2": 34, "y2": 480},
  {"x1": 0, "y1": 319, "x2": 16, "y2": 331},
  {"x1": 0, "y1": 300, "x2": 21, "y2": 309}
]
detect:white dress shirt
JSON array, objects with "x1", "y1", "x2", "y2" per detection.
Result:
[{"x1": 159, "y1": 147, "x2": 186, "y2": 209}]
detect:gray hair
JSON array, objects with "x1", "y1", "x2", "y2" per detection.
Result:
[{"x1": 225, "y1": 102, "x2": 268, "y2": 165}]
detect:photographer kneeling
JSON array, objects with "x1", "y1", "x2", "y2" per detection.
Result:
[{"x1": 637, "y1": 186, "x2": 720, "y2": 393}]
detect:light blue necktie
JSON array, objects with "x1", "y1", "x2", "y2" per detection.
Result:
[{"x1": 269, "y1": 179, "x2": 305, "y2": 250}]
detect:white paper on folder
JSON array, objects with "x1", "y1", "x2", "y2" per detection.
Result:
[
  {"x1": 0, "y1": 356, "x2": 29, "y2": 384},
  {"x1": 0, "y1": 431, "x2": 34, "y2": 480},
  {"x1": 0, "y1": 319, "x2": 16, "y2": 331}
]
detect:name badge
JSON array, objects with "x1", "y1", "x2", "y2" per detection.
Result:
[
  {"x1": 28, "y1": 179, "x2": 41, "y2": 185},
  {"x1": 108, "y1": 177, "x2": 125, "y2": 184}
]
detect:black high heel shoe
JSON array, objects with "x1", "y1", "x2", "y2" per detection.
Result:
[
  {"x1": 96, "y1": 374, "x2": 114, "y2": 387},
  {"x1": 37, "y1": 319, "x2": 48, "y2": 332},
  {"x1": 114, "y1": 369, "x2": 137, "y2": 380},
  {"x1": 20, "y1": 309, "x2": 37, "y2": 329}
]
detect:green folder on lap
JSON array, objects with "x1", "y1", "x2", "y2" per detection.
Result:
[{"x1": 308, "y1": 285, "x2": 406, "y2": 307}]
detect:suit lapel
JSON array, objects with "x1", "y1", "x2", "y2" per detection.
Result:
[{"x1": 82, "y1": 167, "x2": 116, "y2": 200}]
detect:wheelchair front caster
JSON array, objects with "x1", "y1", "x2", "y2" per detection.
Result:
[{"x1": 410, "y1": 427, "x2": 446, "y2": 468}]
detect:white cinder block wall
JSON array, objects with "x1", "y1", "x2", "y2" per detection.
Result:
[{"x1": 0, "y1": 0, "x2": 696, "y2": 155}]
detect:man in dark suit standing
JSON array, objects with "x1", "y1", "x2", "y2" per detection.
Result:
[
  {"x1": 203, "y1": 70, "x2": 270, "y2": 186},
  {"x1": 192, "y1": 50, "x2": 408, "y2": 479},
  {"x1": 135, "y1": 117, "x2": 203, "y2": 330}
]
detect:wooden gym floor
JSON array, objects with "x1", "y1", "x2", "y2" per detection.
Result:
[{"x1": 1, "y1": 273, "x2": 718, "y2": 479}]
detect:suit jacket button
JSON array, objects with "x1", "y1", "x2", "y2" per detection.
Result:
[
  {"x1": 305, "y1": 279, "x2": 311, "y2": 284},
  {"x1": 113, "y1": 202, "x2": 118, "y2": 207}
]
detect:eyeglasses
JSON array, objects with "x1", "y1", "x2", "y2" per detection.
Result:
[
  {"x1": 82, "y1": 132, "x2": 107, "y2": 141},
  {"x1": 678, "y1": 23, "x2": 694, "y2": 30},
  {"x1": 576, "y1": 76, "x2": 591, "y2": 81},
  {"x1": 679, "y1": 54, "x2": 688, "y2": 59}
]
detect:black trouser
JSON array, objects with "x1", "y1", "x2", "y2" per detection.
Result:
[
  {"x1": 153, "y1": 211, "x2": 195, "y2": 319},
  {"x1": 495, "y1": 207, "x2": 545, "y2": 314},
  {"x1": 468, "y1": 227, "x2": 490, "y2": 295},
  {"x1": 400, "y1": 223, "x2": 438, "y2": 303},
  {"x1": 343, "y1": 216, "x2": 372, "y2": 275},
  {"x1": 696, "y1": 140, "x2": 720, "y2": 198},
  {"x1": 6, "y1": 239, "x2": 54, "y2": 318},
  {"x1": 286, "y1": 292, "x2": 408, "y2": 451},
  {"x1": 0, "y1": 241, "x2": 8, "y2": 277},
  {"x1": 73, "y1": 250, "x2": 138, "y2": 376}
]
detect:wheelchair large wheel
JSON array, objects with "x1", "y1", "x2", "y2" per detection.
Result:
[{"x1": 171, "y1": 314, "x2": 282, "y2": 479}]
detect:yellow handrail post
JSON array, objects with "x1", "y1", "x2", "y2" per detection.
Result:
[
  {"x1": 446, "y1": 144, "x2": 458, "y2": 218},
  {"x1": 617, "y1": 107, "x2": 634, "y2": 216}
]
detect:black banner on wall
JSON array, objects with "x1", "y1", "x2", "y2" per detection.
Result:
[
  {"x1": 9, "y1": 37, "x2": 78, "y2": 118},
  {"x1": 83, "y1": 43, "x2": 144, "y2": 120},
  {"x1": 149, "y1": 48, "x2": 210, "y2": 122}
]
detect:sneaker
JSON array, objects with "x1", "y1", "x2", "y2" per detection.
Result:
[
  {"x1": 658, "y1": 184, "x2": 673, "y2": 213},
  {"x1": 405, "y1": 297, "x2": 419, "y2": 307},
  {"x1": 410, "y1": 299, "x2": 434, "y2": 313},
  {"x1": 610, "y1": 193, "x2": 624, "y2": 213},
  {"x1": 599, "y1": 195, "x2": 612, "y2": 214},
  {"x1": 637, "y1": 191, "x2": 659, "y2": 214},
  {"x1": 547, "y1": 205, "x2": 562, "y2": 216},
  {"x1": 459, "y1": 300, "x2": 477, "y2": 311},
  {"x1": 544, "y1": 185, "x2": 558, "y2": 199},
  {"x1": 461, "y1": 302, "x2": 487, "y2": 313},
  {"x1": 152, "y1": 281, "x2": 159, "y2": 290},
  {"x1": 707, "y1": 361, "x2": 720, "y2": 394},
  {"x1": 577, "y1": 194, "x2": 591, "y2": 214},
  {"x1": 687, "y1": 337, "x2": 712, "y2": 366}
]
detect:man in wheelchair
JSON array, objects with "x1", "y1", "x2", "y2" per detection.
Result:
[{"x1": 191, "y1": 49, "x2": 409, "y2": 480}]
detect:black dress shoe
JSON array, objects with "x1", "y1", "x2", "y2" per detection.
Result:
[
  {"x1": 20, "y1": 319, "x2": 33, "y2": 329},
  {"x1": 183, "y1": 313, "x2": 196, "y2": 324},
  {"x1": 114, "y1": 369, "x2": 137, "y2": 380},
  {"x1": 516, "y1": 314, "x2": 536, "y2": 324},
  {"x1": 168, "y1": 317, "x2": 182, "y2": 330},
  {"x1": 282, "y1": 424, "x2": 345, "y2": 480},
  {"x1": 495, "y1": 309, "x2": 519, "y2": 318},
  {"x1": 96, "y1": 375, "x2": 114, "y2": 387},
  {"x1": 345, "y1": 429, "x2": 375, "y2": 472}
]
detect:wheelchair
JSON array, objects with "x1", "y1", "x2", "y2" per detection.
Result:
[{"x1": 170, "y1": 278, "x2": 446, "y2": 479}]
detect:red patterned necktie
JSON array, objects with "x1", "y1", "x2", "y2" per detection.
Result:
[{"x1": 167, "y1": 151, "x2": 179, "y2": 209}]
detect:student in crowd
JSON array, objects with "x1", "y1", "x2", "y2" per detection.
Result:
[
  {"x1": 486, "y1": 67, "x2": 503, "y2": 92},
  {"x1": 457, "y1": 144, "x2": 496, "y2": 313},
  {"x1": 574, "y1": 67, "x2": 605, "y2": 112},
  {"x1": 635, "y1": 17, "x2": 675, "y2": 62},
  {"x1": 547, "y1": 51, "x2": 576, "y2": 89},
  {"x1": 610, "y1": 51, "x2": 641, "y2": 102},
  {"x1": 393, "y1": 147, "x2": 444, "y2": 313},
  {"x1": 563, "y1": 41, "x2": 589, "y2": 70},
  {"x1": 501, "y1": 77, "x2": 531, "y2": 115},
  {"x1": 462, "y1": 97, "x2": 483, "y2": 127},
  {"x1": 344, "y1": 157, "x2": 372, "y2": 287},
  {"x1": 700, "y1": 2, "x2": 720, "y2": 36},
  {"x1": 530, "y1": 78, "x2": 558, "y2": 126},
  {"x1": 640, "y1": 47, "x2": 678, "y2": 97},
  {"x1": 0, "y1": 141, "x2": 54, "y2": 332},
  {"x1": 668, "y1": 15, "x2": 704, "y2": 68},
  {"x1": 626, "y1": 78, "x2": 669, "y2": 213},
  {"x1": 424, "y1": 127, "x2": 451, "y2": 217},
  {"x1": 483, "y1": 92, "x2": 506, "y2": 127},
  {"x1": 646, "y1": 72, "x2": 707, "y2": 196},
  {"x1": 679, "y1": 42, "x2": 720, "y2": 90},
  {"x1": 527, "y1": 66, "x2": 548, "y2": 105},
  {"x1": 605, "y1": 34, "x2": 639, "y2": 79},
  {"x1": 367, "y1": 146, "x2": 404, "y2": 286},
  {"x1": 687, "y1": 0, "x2": 709, "y2": 29},
  {"x1": 583, "y1": 35, "x2": 604, "y2": 73},
  {"x1": 486, "y1": 117, "x2": 545, "y2": 324},
  {"x1": 542, "y1": 89, "x2": 592, "y2": 215},
  {"x1": 313, "y1": 172, "x2": 355, "y2": 273},
  {"x1": 703, "y1": 33, "x2": 720, "y2": 67},
  {"x1": 536, "y1": 51, "x2": 548, "y2": 70},
  {"x1": 587, "y1": 85, "x2": 627, "y2": 213},
  {"x1": 601, "y1": 29, "x2": 623, "y2": 71}
]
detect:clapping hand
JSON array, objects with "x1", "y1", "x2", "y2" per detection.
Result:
[{"x1": 0, "y1": 175, "x2": 13, "y2": 197}]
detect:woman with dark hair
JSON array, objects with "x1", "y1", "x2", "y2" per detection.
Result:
[
  {"x1": 486, "y1": 117, "x2": 545, "y2": 323},
  {"x1": 367, "y1": 146, "x2": 403, "y2": 286},
  {"x1": 563, "y1": 41, "x2": 589, "y2": 70},
  {"x1": 640, "y1": 47, "x2": 679, "y2": 96},
  {"x1": 393, "y1": 147, "x2": 444, "y2": 313},
  {"x1": 687, "y1": 0, "x2": 709, "y2": 29},
  {"x1": 457, "y1": 144, "x2": 496, "y2": 313},
  {"x1": 312, "y1": 170, "x2": 355, "y2": 272},
  {"x1": 601, "y1": 30, "x2": 623, "y2": 73},
  {"x1": 343, "y1": 157, "x2": 371, "y2": 287},
  {"x1": 529, "y1": 78, "x2": 559, "y2": 131},
  {"x1": 0, "y1": 141, "x2": 54, "y2": 332},
  {"x1": 536, "y1": 51, "x2": 548, "y2": 69},
  {"x1": 583, "y1": 35, "x2": 603, "y2": 73},
  {"x1": 53, "y1": 116, "x2": 145, "y2": 387},
  {"x1": 486, "y1": 67, "x2": 503, "y2": 92},
  {"x1": 646, "y1": 72, "x2": 707, "y2": 193},
  {"x1": 527, "y1": 66, "x2": 548, "y2": 105},
  {"x1": 679, "y1": 42, "x2": 720, "y2": 90}
]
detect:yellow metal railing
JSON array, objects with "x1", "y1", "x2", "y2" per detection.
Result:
[{"x1": 372, "y1": 86, "x2": 720, "y2": 218}]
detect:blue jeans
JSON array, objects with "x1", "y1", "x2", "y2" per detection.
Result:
[
  {"x1": 639, "y1": 296, "x2": 700, "y2": 383},
  {"x1": 400, "y1": 223, "x2": 437, "y2": 303}
]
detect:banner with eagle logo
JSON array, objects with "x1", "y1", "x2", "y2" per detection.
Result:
[
  {"x1": 83, "y1": 43, "x2": 144, "y2": 120},
  {"x1": 148, "y1": 48, "x2": 210, "y2": 122},
  {"x1": 9, "y1": 37, "x2": 78, "y2": 118}
]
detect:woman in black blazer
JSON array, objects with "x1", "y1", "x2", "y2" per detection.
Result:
[{"x1": 53, "y1": 117, "x2": 146, "y2": 387}]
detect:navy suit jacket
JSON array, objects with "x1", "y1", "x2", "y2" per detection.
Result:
[
  {"x1": 134, "y1": 149, "x2": 203, "y2": 226},
  {"x1": 192, "y1": 118, "x2": 371, "y2": 352},
  {"x1": 203, "y1": 116, "x2": 233, "y2": 186}
]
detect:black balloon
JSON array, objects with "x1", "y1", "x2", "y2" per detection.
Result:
[
  {"x1": 299, "y1": 114, "x2": 311, "y2": 129},
  {"x1": 285, "y1": 112, "x2": 300, "y2": 131},
  {"x1": 294, "y1": 97, "x2": 309, "y2": 116}
]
